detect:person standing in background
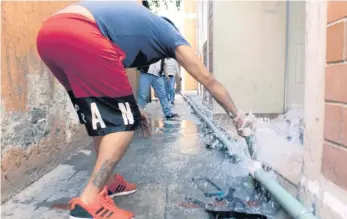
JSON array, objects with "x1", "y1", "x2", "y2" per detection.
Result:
[
  {"x1": 163, "y1": 58, "x2": 181, "y2": 105},
  {"x1": 137, "y1": 59, "x2": 179, "y2": 119}
]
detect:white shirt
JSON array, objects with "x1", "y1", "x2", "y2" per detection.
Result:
[
  {"x1": 164, "y1": 58, "x2": 181, "y2": 77},
  {"x1": 147, "y1": 59, "x2": 163, "y2": 77}
]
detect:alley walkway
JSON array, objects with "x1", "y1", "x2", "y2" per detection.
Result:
[{"x1": 1, "y1": 96, "x2": 257, "y2": 219}]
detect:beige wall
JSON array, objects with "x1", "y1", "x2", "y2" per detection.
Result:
[
  {"x1": 182, "y1": 17, "x2": 198, "y2": 91},
  {"x1": 182, "y1": 0, "x2": 198, "y2": 91},
  {"x1": 211, "y1": 1, "x2": 287, "y2": 114},
  {"x1": 300, "y1": 1, "x2": 347, "y2": 218}
]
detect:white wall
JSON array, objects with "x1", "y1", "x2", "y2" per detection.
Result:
[{"x1": 213, "y1": 1, "x2": 287, "y2": 114}]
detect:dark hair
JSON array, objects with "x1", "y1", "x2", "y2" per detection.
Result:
[
  {"x1": 161, "y1": 16, "x2": 179, "y2": 31},
  {"x1": 142, "y1": 0, "x2": 150, "y2": 10},
  {"x1": 159, "y1": 58, "x2": 165, "y2": 76}
]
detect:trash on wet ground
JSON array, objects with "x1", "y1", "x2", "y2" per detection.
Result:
[
  {"x1": 192, "y1": 177, "x2": 225, "y2": 198},
  {"x1": 224, "y1": 154, "x2": 241, "y2": 164},
  {"x1": 178, "y1": 176, "x2": 281, "y2": 219}
]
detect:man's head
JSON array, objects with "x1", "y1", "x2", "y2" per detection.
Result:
[
  {"x1": 140, "y1": 1, "x2": 178, "y2": 31},
  {"x1": 142, "y1": 0, "x2": 150, "y2": 10}
]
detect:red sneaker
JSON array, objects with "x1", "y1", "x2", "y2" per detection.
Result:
[
  {"x1": 69, "y1": 187, "x2": 134, "y2": 219},
  {"x1": 107, "y1": 174, "x2": 137, "y2": 197}
]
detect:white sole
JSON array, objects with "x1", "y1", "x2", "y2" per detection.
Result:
[
  {"x1": 70, "y1": 217, "x2": 134, "y2": 219},
  {"x1": 110, "y1": 189, "x2": 137, "y2": 198},
  {"x1": 70, "y1": 216, "x2": 92, "y2": 219}
]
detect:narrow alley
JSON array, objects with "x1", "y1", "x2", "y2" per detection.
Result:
[
  {"x1": 2, "y1": 1, "x2": 347, "y2": 219},
  {"x1": 2, "y1": 96, "x2": 266, "y2": 219}
]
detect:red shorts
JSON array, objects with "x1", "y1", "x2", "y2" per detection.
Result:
[{"x1": 37, "y1": 14, "x2": 140, "y2": 136}]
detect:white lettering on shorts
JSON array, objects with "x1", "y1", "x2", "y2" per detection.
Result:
[
  {"x1": 91, "y1": 102, "x2": 106, "y2": 130},
  {"x1": 118, "y1": 102, "x2": 134, "y2": 125},
  {"x1": 74, "y1": 104, "x2": 87, "y2": 123}
]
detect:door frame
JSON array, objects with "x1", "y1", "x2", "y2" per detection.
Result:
[
  {"x1": 284, "y1": 1, "x2": 306, "y2": 111},
  {"x1": 284, "y1": 1, "x2": 290, "y2": 111}
]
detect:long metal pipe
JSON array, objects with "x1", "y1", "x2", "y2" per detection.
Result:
[
  {"x1": 181, "y1": 93, "x2": 237, "y2": 152},
  {"x1": 181, "y1": 92, "x2": 317, "y2": 219}
]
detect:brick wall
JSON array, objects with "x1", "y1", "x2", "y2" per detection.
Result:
[{"x1": 322, "y1": 2, "x2": 347, "y2": 191}]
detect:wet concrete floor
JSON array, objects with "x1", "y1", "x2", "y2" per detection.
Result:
[{"x1": 1, "y1": 96, "x2": 286, "y2": 219}]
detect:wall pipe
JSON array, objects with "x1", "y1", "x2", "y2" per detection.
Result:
[{"x1": 180, "y1": 92, "x2": 317, "y2": 219}]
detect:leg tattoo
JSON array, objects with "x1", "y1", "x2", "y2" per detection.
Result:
[{"x1": 92, "y1": 160, "x2": 115, "y2": 188}]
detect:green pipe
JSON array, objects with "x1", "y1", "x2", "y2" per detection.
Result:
[
  {"x1": 250, "y1": 161, "x2": 317, "y2": 219},
  {"x1": 244, "y1": 135, "x2": 256, "y2": 159},
  {"x1": 181, "y1": 92, "x2": 318, "y2": 219}
]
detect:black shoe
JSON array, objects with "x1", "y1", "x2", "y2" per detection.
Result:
[
  {"x1": 166, "y1": 113, "x2": 179, "y2": 119},
  {"x1": 171, "y1": 101, "x2": 175, "y2": 105}
]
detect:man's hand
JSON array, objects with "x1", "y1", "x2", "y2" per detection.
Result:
[
  {"x1": 166, "y1": 75, "x2": 170, "y2": 83},
  {"x1": 138, "y1": 108, "x2": 151, "y2": 137},
  {"x1": 232, "y1": 113, "x2": 254, "y2": 137}
]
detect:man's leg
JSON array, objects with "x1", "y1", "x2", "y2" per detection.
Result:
[
  {"x1": 169, "y1": 76, "x2": 176, "y2": 103},
  {"x1": 93, "y1": 136, "x2": 102, "y2": 155},
  {"x1": 137, "y1": 72, "x2": 152, "y2": 109},
  {"x1": 152, "y1": 75, "x2": 178, "y2": 118},
  {"x1": 163, "y1": 77, "x2": 171, "y2": 102},
  {"x1": 67, "y1": 93, "x2": 140, "y2": 219},
  {"x1": 81, "y1": 132, "x2": 133, "y2": 203},
  {"x1": 93, "y1": 137, "x2": 137, "y2": 197}
]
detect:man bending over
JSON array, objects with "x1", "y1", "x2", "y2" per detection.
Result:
[{"x1": 36, "y1": 1, "x2": 244, "y2": 219}]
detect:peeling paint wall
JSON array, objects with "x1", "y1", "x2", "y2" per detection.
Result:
[{"x1": 1, "y1": 1, "x2": 90, "y2": 203}]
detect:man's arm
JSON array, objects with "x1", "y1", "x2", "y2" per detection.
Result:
[{"x1": 175, "y1": 45, "x2": 239, "y2": 120}]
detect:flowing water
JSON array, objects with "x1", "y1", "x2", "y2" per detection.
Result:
[
  {"x1": 188, "y1": 94, "x2": 304, "y2": 170},
  {"x1": 185, "y1": 94, "x2": 305, "y2": 218}
]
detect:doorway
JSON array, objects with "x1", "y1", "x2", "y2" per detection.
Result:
[{"x1": 285, "y1": 1, "x2": 306, "y2": 108}]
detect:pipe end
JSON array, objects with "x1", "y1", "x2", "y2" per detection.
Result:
[
  {"x1": 248, "y1": 160, "x2": 263, "y2": 177},
  {"x1": 241, "y1": 127, "x2": 253, "y2": 137}
]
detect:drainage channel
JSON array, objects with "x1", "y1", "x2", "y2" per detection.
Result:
[{"x1": 181, "y1": 92, "x2": 317, "y2": 219}]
